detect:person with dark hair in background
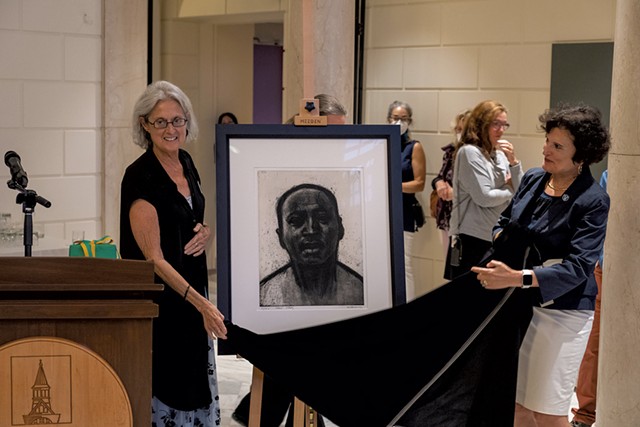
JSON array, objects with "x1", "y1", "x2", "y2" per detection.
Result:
[
  {"x1": 447, "y1": 99, "x2": 522, "y2": 280},
  {"x1": 432, "y1": 109, "x2": 471, "y2": 259},
  {"x1": 120, "y1": 80, "x2": 227, "y2": 427},
  {"x1": 386, "y1": 100, "x2": 426, "y2": 301},
  {"x1": 472, "y1": 104, "x2": 611, "y2": 427},
  {"x1": 217, "y1": 111, "x2": 238, "y2": 125}
]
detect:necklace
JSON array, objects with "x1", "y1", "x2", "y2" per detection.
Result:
[{"x1": 546, "y1": 176, "x2": 576, "y2": 191}]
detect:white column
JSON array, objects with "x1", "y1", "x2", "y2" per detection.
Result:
[
  {"x1": 103, "y1": 0, "x2": 149, "y2": 239},
  {"x1": 598, "y1": 0, "x2": 640, "y2": 424},
  {"x1": 283, "y1": 0, "x2": 355, "y2": 121}
]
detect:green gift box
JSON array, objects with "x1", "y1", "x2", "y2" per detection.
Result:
[{"x1": 69, "y1": 236, "x2": 120, "y2": 259}]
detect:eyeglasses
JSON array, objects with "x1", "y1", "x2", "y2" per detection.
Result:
[
  {"x1": 147, "y1": 117, "x2": 188, "y2": 129},
  {"x1": 490, "y1": 120, "x2": 510, "y2": 131}
]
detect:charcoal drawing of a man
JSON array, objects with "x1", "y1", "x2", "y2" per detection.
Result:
[{"x1": 260, "y1": 183, "x2": 364, "y2": 306}]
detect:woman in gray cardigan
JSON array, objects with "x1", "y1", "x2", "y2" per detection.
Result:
[{"x1": 446, "y1": 99, "x2": 523, "y2": 279}]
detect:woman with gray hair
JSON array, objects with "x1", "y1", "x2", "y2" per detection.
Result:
[{"x1": 120, "y1": 80, "x2": 227, "y2": 427}]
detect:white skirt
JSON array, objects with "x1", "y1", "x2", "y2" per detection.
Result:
[{"x1": 516, "y1": 306, "x2": 594, "y2": 415}]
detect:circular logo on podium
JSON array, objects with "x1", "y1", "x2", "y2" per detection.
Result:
[{"x1": 0, "y1": 337, "x2": 132, "y2": 426}]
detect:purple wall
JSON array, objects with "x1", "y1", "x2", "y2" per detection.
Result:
[{"x1": 253, "y1": 45, "x2": 283, "y2": 124}]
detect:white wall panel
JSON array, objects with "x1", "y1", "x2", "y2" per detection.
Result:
[
  {"x1": 367, "y1": 4, "x2": 441, "y2": 48},
  {"x1": 65, "y1": 130, "x2": 100, "y2": 174},
  {"x1": 523, "y1": 0, "x2": 615, "y2": 42},
  {"x1": 479, "y1": 44, "x2": 551, "y2": 89},
  {"x1": 0, "y1": 32, "x2": 64, "y2": 80},
  {"x1": 0, "y1": 82, "x2": 22, "y2": 127},
  {"x1": 24, "y1": 82, "x2": 100, "y2": 128},
  {"x1": 23, "y1": 0, "x2": 102, "y2": 35},
  {"x1": 404, "y1": 46, "x2": 478, "y2": 89},
  {"x1": 365, "y1": 48, "x2": 404, "y2": 89},
  {"x1": 0, "y1": 0, "x2": 21, "y2": 30},
  {"x1": 65, "y1": 37, "x2": 102, "y2": 82}
]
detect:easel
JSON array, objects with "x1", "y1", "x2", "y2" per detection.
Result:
[{"x1": 248, "y1": 367, "x2": 320, "y2": 427}]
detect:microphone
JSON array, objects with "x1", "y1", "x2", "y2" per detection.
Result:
[{"x1": 4, "y1": 150, "x2": 29, "y2": 188}]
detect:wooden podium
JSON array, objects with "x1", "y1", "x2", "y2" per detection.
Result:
[{"x1": 0, "y1": 257, "x2": 162, "y2": 427}]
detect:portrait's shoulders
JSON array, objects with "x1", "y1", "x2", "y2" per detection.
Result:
[
  {"x1": 260, "y1": 264, "x2": 303, "y2": 307},
  {"x1": 336, "y1": 262, "x2": 363, "y2": 283},
  {"x1": 260, "y1": 263, "x2": 293, "y2": 286},
  {"x1": 335, "y1": 262, "x2": 364, "y2": 305}
]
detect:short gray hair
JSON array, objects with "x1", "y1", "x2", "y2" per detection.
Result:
[
  {"x1": 315, "y1": 94, "x2": 347, "y2": 117},
  {"x1": 132, "y1": 80, "x2": 199, "y2": 149}
]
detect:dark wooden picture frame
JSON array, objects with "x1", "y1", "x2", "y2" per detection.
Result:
[{"x1": 215, "y1": 124, "x2": 405, "y2": 351}]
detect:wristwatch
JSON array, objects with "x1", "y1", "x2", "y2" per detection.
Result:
[{"x1": 522, "y1": 270, "x2": 533, "y2": 288}]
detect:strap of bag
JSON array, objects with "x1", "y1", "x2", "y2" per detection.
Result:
[{"x1": 451, "y1": 151, "x2": 471, "y2": 243}]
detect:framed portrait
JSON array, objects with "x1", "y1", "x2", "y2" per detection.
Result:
[{"x1": 216, "y1": 124, "x2": 405, "y2": 344}]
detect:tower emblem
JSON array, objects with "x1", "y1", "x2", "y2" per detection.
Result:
[{"x1": 23, "y1": 359, "x2": 61, "y2": 425}]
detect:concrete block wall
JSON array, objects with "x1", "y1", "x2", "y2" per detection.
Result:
[
  {"x1": 0, "y1": 0, "x2": 103, "y2": 246},
  {"x1": 363, "y1": 0, "x2": 616, "y2": 295}
]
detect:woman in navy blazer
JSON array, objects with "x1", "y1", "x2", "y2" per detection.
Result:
[{"x1": 472, "y1": 104, "x2": 611, "y2": 427}]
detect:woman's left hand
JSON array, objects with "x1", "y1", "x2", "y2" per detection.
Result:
[
  {"x1": 498, "y1": 139, "x2": 518, "y2": 166},
  {"x1": 200, "y1": 300, "x2": 227, "y2": 340},
  {"x1": 471, "y1": 260, "x2": 521, "y2": 290},
  {"x1": 442, "y1": 182, "x2": 453, "y2": 201},
  {"x1": 184, "y1": 223, "x2": 211, "y2": 256}
]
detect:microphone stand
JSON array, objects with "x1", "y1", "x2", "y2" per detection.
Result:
[{"x1": 7, "y1": 180, "x2": 52, "y2": 257}]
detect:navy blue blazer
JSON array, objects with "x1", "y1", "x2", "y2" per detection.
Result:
[{"x1": 494, "y1": 166, "x2": 609, "y2": 310}]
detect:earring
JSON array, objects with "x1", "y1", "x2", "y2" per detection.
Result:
[{"x1": 578, "y1": 163, "x2": 583, "y2": 174}]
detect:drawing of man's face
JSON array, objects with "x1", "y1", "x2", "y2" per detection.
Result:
[{"x1": 277, "y1": 187, "x2": 344, "y2": 266}]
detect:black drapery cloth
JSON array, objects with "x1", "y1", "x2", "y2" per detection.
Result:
[{"x1": 224, "y1": 227, "x2": 537, "y2": 427}]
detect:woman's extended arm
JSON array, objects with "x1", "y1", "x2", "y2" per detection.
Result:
[
  {"x1": 402, "y1": 141, "x2": 426, "y2": 193},
  {"x1": 129, "y1": 199, "x2": 227, "y2": 339},
  {"x1": 432, "y1": 148, "x2": 454, "y2": 201}
]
